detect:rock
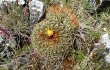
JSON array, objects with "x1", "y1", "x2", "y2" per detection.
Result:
[
  {"x1": 90, "y1": 33, "x2": 110, "y2": 64},
  {"x1": 29, "y1": 0, "x2": 45, "y2": 29},
  {"x1": 18, "y1": 0, "x2": 25, "y2": 5},
  {"x1": 105, "y1": 54, "x2": 110, "y2": 63},
  {"x1": 98, "y1": 34, "x2": 110, "y2": 63},
  {"x1": 88, "y1": 0, "x2": 110, "y2": 13},
  {"x1": 100, "y1": 34, "x2": 110, "y2": 49}
]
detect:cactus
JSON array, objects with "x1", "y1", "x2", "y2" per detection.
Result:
[{"x1": 31, "y1": 4, "x2": 80, "y2": 69}]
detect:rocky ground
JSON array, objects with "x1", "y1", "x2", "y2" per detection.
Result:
[{"x1": 0, "y1": 0, "x2": 110, "y2": 70}]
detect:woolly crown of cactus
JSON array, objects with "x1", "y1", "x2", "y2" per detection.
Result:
[{"x1": 31, "y1": 4, "x2": 79, "y2": 58}]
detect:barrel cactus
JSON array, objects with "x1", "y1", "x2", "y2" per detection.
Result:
[{"x1": 31, "y1": 4, "x2": 80, "y2": 69}]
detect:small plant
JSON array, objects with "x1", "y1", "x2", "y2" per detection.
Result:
[
  {"x1": 0, "y1": 2, "x2": 30, "y2": 35},
  {"x1": 0, "y1": 25, "x2": 16, "y2": 64}
]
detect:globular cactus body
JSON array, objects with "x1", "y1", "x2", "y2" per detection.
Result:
[{"x1": 31, "y1": 4, "x2": 79, "y2": 69}]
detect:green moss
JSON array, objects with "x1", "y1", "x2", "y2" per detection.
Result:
[{"x1": 88, "y1": 31, "x2": 101, "y2": 40}]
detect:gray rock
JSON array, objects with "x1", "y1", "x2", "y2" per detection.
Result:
[
  {"x1": 88, "y1": 0, "x2": 108, "y2": 5},
  {"x1": 88, "y1": 0, "x2": 110, "y2": 13},
  {"x1": 105, "y1": 54, "x2": 110, "y2": 63},
  {"x1": 29, "y1": 0, "x2": 45, "y2": 29}
]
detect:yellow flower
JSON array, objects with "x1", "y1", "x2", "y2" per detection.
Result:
[{"x1": 46, "y1": 29, "x2": 54, "y2": 37}]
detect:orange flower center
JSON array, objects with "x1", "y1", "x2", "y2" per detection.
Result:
[{"x1": 39, "y1": 29, "x2": 59, "y2": 46}]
